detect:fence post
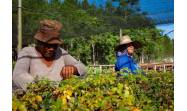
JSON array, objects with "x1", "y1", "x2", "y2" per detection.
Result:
[
  {"x1": 154, "y1": 65, "x2": 157, "y2": 71},
  {"x1": 100, "y1": 65, "x2": 102, "y2": 73},
  {"x1": 163, "y1": 64, "x2": 166, "y2": 72}
]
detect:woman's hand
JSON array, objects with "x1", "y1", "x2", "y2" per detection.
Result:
[{"x1": 60, "y1": 65, "x2": 78, "y2": 80}]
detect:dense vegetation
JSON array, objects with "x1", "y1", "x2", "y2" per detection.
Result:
[
  {"x1": 12, "y1": 0, "x2": 174, "y2": 64},
  {"x1": 13, "y1": 71, "x2": 174, "y2": 111},
  {"x1": 64, "y1": 29, "x2": 173, "y2": 65}
]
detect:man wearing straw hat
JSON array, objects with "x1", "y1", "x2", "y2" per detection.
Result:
[
  {"x1": 115, "y1": 35, "x2": 142, "y2": 74},
  {"x1": 13, "y1": 19, "x2": 86, "y2": 90}
]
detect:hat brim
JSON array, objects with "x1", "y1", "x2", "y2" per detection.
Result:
[
  {"x1": 46, "y1": 39, "x2": 63, "y2": 44},
  {"x1": 34, "y1": 31, "x2": 62, "y2": 45},
  {"x1": 115, "y1": 41, "x2": 142, "y2": 51}
]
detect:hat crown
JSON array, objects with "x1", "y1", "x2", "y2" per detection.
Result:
[
  {"x1": 34, "y1": 19, "x2": 63, "y2": 44},
  {"x1": 120, "y1": 35, "x2": 132, "y2": 45},
  {"x1": 116, "y1": 35, "x2": 142, "y2": 51},
  {"x1": 40, "y1": 19, "x2": 62, "y2": 32}
]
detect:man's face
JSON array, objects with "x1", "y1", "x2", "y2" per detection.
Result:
[
  {"x1": 37, "y1": 42, "x2": 59, "y2": 58},
  {"x1": 127, "y1": 43, "x2": 134, "y2": 55}
]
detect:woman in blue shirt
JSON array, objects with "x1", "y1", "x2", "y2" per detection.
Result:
[{"x1": 115, "y1": 35, "x2": 142, "y2": 74}]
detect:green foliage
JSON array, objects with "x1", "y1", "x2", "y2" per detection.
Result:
[
  {"x1": 12, "y1": 0, "x2": 154, "y2": 45},
  {"x1": 13, "y1": 96, "x2": 27, "y2": 111},
  {"x1": 12, "y1": 0, "x2": 173, "y2": 63},
  {"x1": 13, "y1": 71, "x2": 174, "y2": 111},
  {"x1": 64, "y1": 32, "x2": 118, "y2": 65},
  {"x1": 64, "y1": 28, "x2": 173, "y2": 65}
]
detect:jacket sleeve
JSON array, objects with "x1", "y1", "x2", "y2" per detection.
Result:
[
  {"x1": 62, "y1": 49, "x2": 86, "y2": 76},
  {"x1": 13, "y1": 48, "x2": 35, "y2": 90},
  {"x1": 115, "y1": 56, "x2": 131, "y2": 72}
]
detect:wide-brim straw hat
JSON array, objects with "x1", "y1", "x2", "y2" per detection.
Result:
[
  {"x1": 115, "y1": 35, "x2": 142, "y2": 51},
  {"x1": 34, "y1": 19, "x2": 63, "y2": 44}
]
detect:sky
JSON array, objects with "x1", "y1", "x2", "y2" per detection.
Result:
[
  {"x1": 156, "y1": 23, "x2": 174, "y2": 39},
  {"x1": 87, "y1": 0, "x2": 174, "y2": 39}
]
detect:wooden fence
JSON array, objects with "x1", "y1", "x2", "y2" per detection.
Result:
[{"x1": 89, "y1": 63, "x2": 174, "y2": 73}]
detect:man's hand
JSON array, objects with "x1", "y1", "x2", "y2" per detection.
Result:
[{"x1": 60, "y1": 65, "x2": 78, "y2": 80}]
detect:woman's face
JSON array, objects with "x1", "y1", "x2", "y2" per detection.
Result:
[{"x1": 127, "y1": 43, "x2": 134, "y2": 55}]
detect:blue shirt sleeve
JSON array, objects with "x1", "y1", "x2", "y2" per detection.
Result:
[{"x1": 115, "y1": 55, "x2": 131, "y2": 72}]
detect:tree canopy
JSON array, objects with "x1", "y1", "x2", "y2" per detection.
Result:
[{"x1": 12, "y1": 0, "x2": 173, "y2": 64}]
